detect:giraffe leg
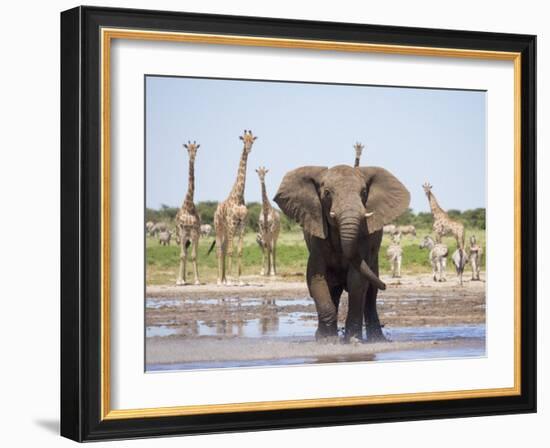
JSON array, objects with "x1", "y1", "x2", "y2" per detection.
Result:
[
  {"x1": 266, "y1": 242, "x2": 272, "y2": 277},
  {"x1": 259, "y1": 237, "x2": 266, "y2": 276},
  {"x1": 191, "y1": 232, "x2": 200, "y2": 285},
  {"x1": 237, "y1": 230, "x2": 245, "y2": 285},
  {"x1": 221, "y1": 239, "x2": 227, "y2": 285},
  {"x1": 226, "y1": 235, "x2": 235, "y2": 285},
  {"x1": 270, "y1": 242, "x2": 277, "y2": 276},
  {"x1": 215, "y1": 231, "x2": 225, "y2": 286},
  {"x1": 272, "y1": 237, "x2": 278, "y2": 276},
  {"x1": 176, "y1": 236, "x2": 188, "y2": 286}
]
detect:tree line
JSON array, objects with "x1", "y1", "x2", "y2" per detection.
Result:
[
  {"x1": 146, "y1": 203, "x2": 486, "y2": 232},
  {"x1": 146, "y1": 202, "x2": 299, "y2": 233},
  {"x1": 393, "y1": 207, "x2": 486, "y2": 229}
]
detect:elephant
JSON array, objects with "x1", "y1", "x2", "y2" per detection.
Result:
[{"x1": 274, "y1": 165, "x2": 410, "y2": 342}]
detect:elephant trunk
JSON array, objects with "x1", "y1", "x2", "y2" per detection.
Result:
[
  {"x1": 352, "y1": 257, "x2": 386, "y2": 290},
  {"x1": 338, "y1": 211, "x2": 386, "y2": 291},
  {"x1": 339, "y1": 212, "x2": 361, "y2": 259}
]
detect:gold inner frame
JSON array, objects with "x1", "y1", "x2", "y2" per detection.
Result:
[{"x1": 100, "y1": 27, "x2": 522, "y2": 420}]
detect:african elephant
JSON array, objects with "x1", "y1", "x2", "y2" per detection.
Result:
[{"x1": 274, "y1": 165, "x2": 410, "y2": 342}]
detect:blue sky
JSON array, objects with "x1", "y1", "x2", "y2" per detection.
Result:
[{"x1": 145, "y1": 76, "x2": 486, "y2": 212}]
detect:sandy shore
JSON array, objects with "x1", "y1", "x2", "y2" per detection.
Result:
[
  {"x1": 147, "y1": 272, "x2": 485, "y2": 297},
  {"x1": 146, "y1": 336, "x2": 484, "y2": 367}
]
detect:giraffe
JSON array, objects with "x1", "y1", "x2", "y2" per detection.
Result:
[
  {"x1": 213, "y1": 130, "x2": 257, "y2": 285},
  {"x1": 255, "y1": 166, "x2": 280, "y2": 276},
  {"x1": 422, "y1": 182, "x2": 465, "y2": 269},
  {"x1": 175, "y1": 141, "x2": 201, "y2": 285},
  {"x1": 353, "y1": 142, "x2": 364, "y2": 168}
]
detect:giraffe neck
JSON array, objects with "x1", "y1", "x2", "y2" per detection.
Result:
[
  {"x1": 182, "y1": 156, "x2": 195, "y2": 210},
  {"x1": 354, "y1": 156, "x2": 361, "y2": 168},
  {"x1": 229, "y1": 146, "x2": 249, "y2": 203},
  {"x1": 260, "y1": 180, "x2": 271, "y2": 210},
  {"x1": 260, "y1": 179, "x2": 271, "y2": 224},
  {"x1": 428, "y1": 192, "x2": 446, "y2": 219}
]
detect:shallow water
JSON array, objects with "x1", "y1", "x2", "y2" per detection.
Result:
[{"x1": 146, "y1": 295, "x2": 485, "y2": 371}]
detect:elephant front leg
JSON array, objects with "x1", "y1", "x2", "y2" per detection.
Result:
[
  {"x1": 345, "y1": 268, "x2": 367, "y2": 342},
  {"x1": 364, "y1": 283, "x2": 387, "y2": 342},
  {"x1": 307, "y1": 259, "x2": 338, "y2": 341}
]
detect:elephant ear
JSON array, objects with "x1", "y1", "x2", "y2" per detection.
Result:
[
  {"x1": 359, "y1": 167, "x2": 411, "y2": 234},
  {"x1": 274, "y1": 166, "x2": 328, "y2": 239}
]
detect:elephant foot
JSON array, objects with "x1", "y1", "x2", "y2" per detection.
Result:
[
  {"x1": 343, "y1": 334, "x2": 363, "y2": 344},
  {"x1": 344, "y1": 325, "x2": 363, "y2": 343},
  {"x1": 315, "y1": 322, "x2": 338, "y2": 342},
  {"x1": 365, "y1": 326, "x2": 388, "y2": 343},
  {"x1": 316, "y1": 335, "x2": 340, "y2": 344}
]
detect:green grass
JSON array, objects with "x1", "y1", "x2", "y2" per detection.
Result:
[{"x1": 146, "y1": 227, "x2": 485, "y2": 285}]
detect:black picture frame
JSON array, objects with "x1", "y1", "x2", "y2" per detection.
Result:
[{"x1": 61, "y1": 5, "x2": 536, "y2": 442}]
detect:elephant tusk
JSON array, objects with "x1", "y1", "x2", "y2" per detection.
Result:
[{"x1": 365, "y1": 211, "x2": 374, "y2": 218}]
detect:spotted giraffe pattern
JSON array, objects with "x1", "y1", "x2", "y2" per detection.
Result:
[
  {"x1": 175, "y1": 141, "x2": 201, "y2": 285},
  {"x1": 422, "y1": 182, "x2": 465, "y2": 252},
  {"x1": 213, "y1": 130, "x2": 257, "y2": 285},
  {"x1": 255, "y1": 166, "x2": 280, "y2": 276}
]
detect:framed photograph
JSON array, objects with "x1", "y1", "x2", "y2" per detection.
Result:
[{"x1": 61, "y1": 6, "x2": 536, "y2": 442}]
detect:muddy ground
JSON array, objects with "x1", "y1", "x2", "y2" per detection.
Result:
[{"x1": 145, "y1": 273, "x2": 485, "y2": 370}]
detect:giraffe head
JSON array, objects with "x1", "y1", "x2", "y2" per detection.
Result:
[
  {"x1": 255, "y1": 166, "x2": 269, "y2": 182},
  {"x1": 422, "y1": 182, "x2": 433, "y2": 196},
  {"x1": 239, "y1": 129, "x2": 257, "y2": 153},
  {"x1": 354, "y1": 142, "x2": 364, "y2": 159},
  {"x1": 183, "y1": 140, "x2": 200, "y2": 161}
]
